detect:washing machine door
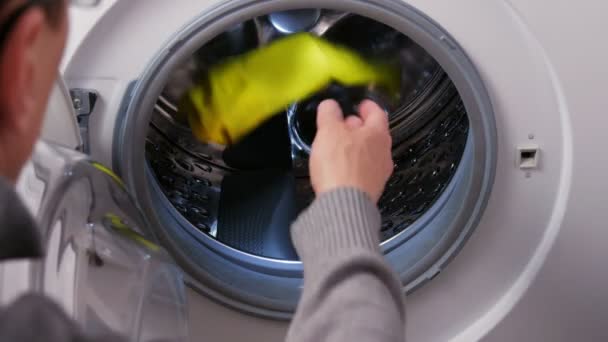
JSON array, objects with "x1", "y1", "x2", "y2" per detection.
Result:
[
  {"x1": 2, "y1": 78, "x2": 83, "y2": 305},
  {"x1": 19, "y1": 142, "x2": 190, "y2": 342},
  {"x1": 12, "y1": 78, "x2": 190, "y2": 341}
]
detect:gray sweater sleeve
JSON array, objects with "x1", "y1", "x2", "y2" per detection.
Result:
[{"x1": 286, "y1": 188, "x2": 406, "y2": 342}]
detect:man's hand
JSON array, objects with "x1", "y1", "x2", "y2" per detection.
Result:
[{"x1": 310, "y1": 99, "x2": 394, "y2": 203}]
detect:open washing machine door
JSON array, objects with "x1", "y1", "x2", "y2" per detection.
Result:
[
  {"x1": 58, "y1": 0, "x2": 608, "y2": 341},
  {"x1": 1, "y1": 78, "x2": 82, "y2": 307},
  {"x1": 1, "y1": 78, "x2": 190, "y2": 341}
]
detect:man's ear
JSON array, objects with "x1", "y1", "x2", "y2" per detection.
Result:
[{"x1": 0, "y1": 7, "x2": 45, "y2": 132}]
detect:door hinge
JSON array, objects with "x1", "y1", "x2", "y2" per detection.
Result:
[{"x1": 70, "y1": 89, "x2": 98, "y2": 154}]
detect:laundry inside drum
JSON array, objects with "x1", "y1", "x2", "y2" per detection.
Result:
[{"x1": 145, "y1": 10, "x2": 470, "y2": 261}]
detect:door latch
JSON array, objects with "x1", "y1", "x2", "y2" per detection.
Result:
[{"x1": 70, "y1": 89, "x2": 98, "y2": 154}]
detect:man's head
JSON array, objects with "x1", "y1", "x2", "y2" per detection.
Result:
[{"x1": 0, "y1": 0, "x2": 68, "y2": 183}]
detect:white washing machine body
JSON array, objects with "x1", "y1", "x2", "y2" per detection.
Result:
[{"x1": 9, "y1": 0, "x2": 607, "y2": 341}]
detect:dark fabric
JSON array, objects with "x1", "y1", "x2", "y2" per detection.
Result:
[
  {"x1": 0, "y1": 294, "x2": 124, "y2": 342},
  {"x1": 0, "y1": 177, "x2": 43, "y2": 261}
]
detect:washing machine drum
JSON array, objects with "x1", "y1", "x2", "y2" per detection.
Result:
[
  {"x1": 147, "y1": 13, "x2": 468, "y2": 258},
  {"x1": 124, "y1": 7, "x2": 494, "y2": 318}
]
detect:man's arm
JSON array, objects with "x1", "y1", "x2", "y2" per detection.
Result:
[
  {"x1": 286, "y1": 188, "x2": 405, "y2": 342},
  {"x1": 286, "y1": 100, "x2": 406, "y2": 342}
]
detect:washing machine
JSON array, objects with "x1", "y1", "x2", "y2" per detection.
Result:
[{"x1": 6, "y1": 0, "x2": 608, "y2": 341}]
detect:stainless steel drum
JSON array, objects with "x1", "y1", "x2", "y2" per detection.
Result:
[{"x1": 146, "y1": 12, "x2": 469, "y2": 259}]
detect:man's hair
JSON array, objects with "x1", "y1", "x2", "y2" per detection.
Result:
[{"x1": 1, "y1": 0, "x2": 65, "y2": 27}]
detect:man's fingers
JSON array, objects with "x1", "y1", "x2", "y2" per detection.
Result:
[
  {"x1": 358, "y1": 100, "x2": 381, "y2": 122},
  {"x1": 359, "y1": 100, "x2": 389, "y2": 131},
  {"x1": 345, "y1": 115, "x2": 363, "y2": 130},
  {"x1": 317, "y1": 100, "x2": 343, "y2": 129}
]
